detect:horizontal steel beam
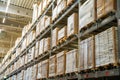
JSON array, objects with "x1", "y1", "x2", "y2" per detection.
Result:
[{"x1": 0, "y1": 1, "x2": 32, "y2": 18}]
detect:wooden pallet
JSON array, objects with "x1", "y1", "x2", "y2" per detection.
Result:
[
  {"x1": 67, "y1": 34, "x2": 77, "y2": 40},
  {"x1": 79, "y1": 68, "x2": 95, "y2": 73},
  {"x1": 57, "y1": 37, "x2": 67, "y2": 45},
  {"x1": 97, "y1": 10, "x2": 116, "y2": 21},
  {"x1": 80, "y1": 20, "x2": 96, "y2": 32},
  {"x1": 95, "y1": 63, "x2": 119, "y2": 71}
]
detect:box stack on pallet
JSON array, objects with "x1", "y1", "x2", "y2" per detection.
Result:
[{"x1": 0, "y1": 0, "x2": 120, "y2": 80}]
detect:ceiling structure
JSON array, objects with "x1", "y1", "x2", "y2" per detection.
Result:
[{"x1": 0, "y1": 0, "x2": 35, "y2": 62}]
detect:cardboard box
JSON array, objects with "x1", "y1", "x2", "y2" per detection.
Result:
[
  {"x1": 32, "y1": 65, "x2": 38, "y2": 80},
  {"x1": 35, "y1": 41, "x2": 39, "y2": 58},
  {"x1": 52, "y1": 28, "x2": 58, "y2": 48},
  {"x1": 56, "y1": 51, "x2": 66, "y2": 75},
  {"x1": 67, "y1": 13, "x2": 78, "y2": 37},
  {"x1": 66, "y1": 49, "x2": 78, "y2": 73},
  {"x1": 52, "y1": 6, "x2": 57, "y2": 21},
  {"x1": 58, "y1": 26, "x2": 67, "y2": 41},
  {"x1": 45, "y1": 16, "x2": 52, "y2": 29},
  {"x1": 43, "y1": 0, "x2": 47, "y2": 11},
  {"x1": 44, "y1": 37, "x2": 51, "y2": 52},
  {"x1": 41, "y1": 60, "x2": 49, "y2": 78},
  {"x1": 79, "y1": 0, "x2": 96, "y2": 30},
  {"x1": 32, "y1": 4, "x2": 39, "y2": 23},
  {"x1": 39, "y1": 39, "x2": 44, "y2": 55},
  {"x1": 67, "y1": 0, "x2": 74, "y2": 5},
  {"x1": 97, "y1": 0, "x2": 105, "y2": 19},
  {"x1": 57, "y1": 0, "x2": 67, "y2": 15},
  {"x1": 49, "y1": 55, "x2": 56, "y2": 77},
  {"x1": 36, "y1": 21, "x2": 40, "y2": 36},
  {"x1": 38, "y1": 2, "x2": 43, "y2": 16},
  {"x1": 37, "y1": 62, "x2": 42, "y2": 79},
  {"x1": 79, "y1": 36, "x2": 95, "y2": 70},
  {"x1": 95, "y1": 27, "x2": 118, "y2": 67}
]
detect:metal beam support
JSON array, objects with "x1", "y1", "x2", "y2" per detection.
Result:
[
  {"x1": 0, "y1": 1, "x2": 32, "y2": 18},
  {"x1": 117, "y1": 0, "x2": 120, "y2": 65}
]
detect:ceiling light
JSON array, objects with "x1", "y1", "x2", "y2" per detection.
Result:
[{"x1": 2, "y1": 18, "x2": 6, "y2": 23}]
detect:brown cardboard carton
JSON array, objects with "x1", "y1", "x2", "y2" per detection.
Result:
[
  {"x1": 66, "y1": 49, "x2": 78, "y2": 73},
  {"x1": 56, "y1": 51, "x2": 66, "y2": 75},
  {"x1": 79, "y1": 0, "x2": 96, "y2": 30},
  {"x1": 67, "y1": 0, "x2": 74, "y2": 6},
  {"x1": 58, "y1": 26, "x2": 67, "y2": 41},
  {"x1": 44, "y1": 37, "x2": 51, "y2": 52},
  {"x1": 52, "y1": 28, "x2": 58, "y2": 48},
  {"x1": 95, "y1": 27, "x2": 118, "y2": 67},
  {"x1": 45, "y1": 16, "x2": 52, "y2": 29},
  {"x1": 49, "y1": 55, "x2": 56, "y2": 77},
  {"x1": 37, "y1": 62, "x2": 42, "y2": 79},
  {"x1": 97, "y1": 0, "x2": 105, "y2": 19},
  {"x1": 39, "y1": 39, "x2": 45, "y2": 55},
  {"x1": 79, "y1": 36, "x2": 95, "y2": 70},
  {"x1": 67, "y1": 13, "x2": 78, "y2": 37},
  {"x1": 41, "y1": 60, "x2": 49, "y2": 78}
]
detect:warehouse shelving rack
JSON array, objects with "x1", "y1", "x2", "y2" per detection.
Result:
[{"x1": 0, "y1": 0, "x2": 120, "y2": 80}]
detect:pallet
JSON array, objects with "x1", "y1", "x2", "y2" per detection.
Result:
[
  {"x1": 67, "y1": 34, "x2": 78, "y2": 40},
  {"x1": 79, "y1": 68, "x2": 95, "y2": 74},
  {"x1": 97, "y1": 10, "x2": 116, "y2": 21},
  {"x1": 95, "y1": 63, "x2": 119, "y2": 71},
  {"x1": 80, "y1": 21, "x2": 96, "y2": 32},
  {"x1": 57, "y1": 37, "x2": 67, "y2": 45}
]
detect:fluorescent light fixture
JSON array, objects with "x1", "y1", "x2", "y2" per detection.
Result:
[{"x1": 2, "y1": 18, "x2": 6, "y2": 23}]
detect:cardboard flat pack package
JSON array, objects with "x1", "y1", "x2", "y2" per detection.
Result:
[
  {"x1": 37, "y1": 62, "x2": 42, "y2": 79},
  {"x1": 39, "y1": 39, "x2": 45, "y2": 55},
  {"x1": 44, "y1": 37, "x2": 51, "y2": 52},
  {"x1": 58, "y1": 26, "x2": 67, "y2": 41},
  {"x1": 52, "y1": 28, "x2": 58, "y2": 48},
  {"x1": 66, "y1": 49, "x2": 78, "y2": 73},
  {"x1": 67, "y1": 13, "x2": 78, "y2": 37},
  {"x1": 56, "y1": 51, "x2": 66, "y2": 75},
  {"x1": 49, "y1": 55, "x2": 56, "y2": 77},
  {"x1": 95, "y1": 27, "x2": 118, "y2": 67},
  {"x1": 79, "y1": 0, "x2": 96, "y2": 30},
  {"x1": 41, "y1": 60, "x2": 49, "y2": 78},
  {"x1": 79, "y1": 37, "x2": 95, "y2": 70}
]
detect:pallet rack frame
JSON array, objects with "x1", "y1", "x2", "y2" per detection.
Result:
[{"x1": 0, "y1": 0, "x2": 120, "y2": 80}]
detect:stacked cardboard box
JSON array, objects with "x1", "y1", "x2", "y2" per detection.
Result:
[
  {"x1": 97, "y1": 0, "x2": 116, "y2": 19},
  {"x1": 67, "y1": 0, "x2": 74, "y2": 6},
  {"x1": 32, "y1": 3, "x2": 39, "y2": 23},
  {"x1": 52, "y1": 28, "x2": 58, "y2": 48},
  {"x1": 45, "y1": 16, "x2": 52, "y2": 29},
  {"x1": 58, "y1": 26, "x2": 67, "y2": 41},
  {"x1": 52, "y1": 0, "x2": 67, "y2": 21},
  {"x1": 49, "y1": 55, "x2": 56, "y2": 77},
  {"x1": 27, "y1": 49, "x2": 32, "y2": 62},
  {"x1": 66, "y1": 49, "x2": 78, "y2": 73},
  {"x1": 35, "y1": 41, "x2": 39, "y2": 58},
  {"x1": 56, "y1": 51, "x2": 66, "y2": 75},
  {"x1": 41, "y1": 60, "x2": 49, "y2": 78},
  {"x1": 32, "y1": 65, "x2": 38, "y2": 80},
  {"x1": 79, "y1": 36, "x2": 95, "y2": 70},
  {"x1": 95, "y1": 27, "x2": 118, "y2": 67},
  {"x1": 79, "y1": 0, "x2": 96, "y2": 30},
  {"x1": 37, "y1": 62, "x2": 42, "y2": 79},
  {"x1": 44, "y1": 37, "x2": 51, "y2": 53},
  {"x1": 67, "y1": 13, "x2": 78, "y2": 37},
  {"x1": 39, "y1": 39, "x2": 44, "y2": 55}
]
